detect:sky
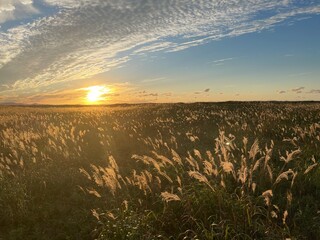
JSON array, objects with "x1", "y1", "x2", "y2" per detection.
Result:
[{"x1": 0, "y1": 0, "x2": 320, "y2": 105}]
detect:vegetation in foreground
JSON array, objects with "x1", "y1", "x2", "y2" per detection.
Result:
[{"x1": 0, "y1": 102, "x2": 319, "y2": 239}]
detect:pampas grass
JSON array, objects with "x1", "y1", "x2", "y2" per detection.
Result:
[{"x1": 0, "y1": 103, "x2": 319, "y2": 239}]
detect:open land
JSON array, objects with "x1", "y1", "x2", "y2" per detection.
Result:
[{"x1": 0, "y1": 102, "x2": 319, "y2": 239}]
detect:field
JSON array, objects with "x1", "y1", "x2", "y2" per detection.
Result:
[{"x1": 0, "y1": 102, "x2": 319, "y2": 239}]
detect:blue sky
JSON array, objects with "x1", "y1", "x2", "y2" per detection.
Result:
[{"x1": 0, "y1": 0, "x2": 319, "y2": 104}]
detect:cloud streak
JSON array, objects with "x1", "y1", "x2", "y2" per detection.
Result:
[
  {"x1": 307, "y1": 89, "x2": 320, "y2": 94},
  {"x1": 0, "y1": 0, "x2": 320, "y2": 96},
  {"x1": 0, "y1": 0, "x2": 38, "y2": 24},
  {"x1": 211, "y1": 58, "x2": 235, "y2": 64},
  {"x1": 140, "y1": 77, "x2": 167, "y2": 83},
  {"x1": 195, "y1": 88, "x2": 210, "y2": 94},
  {"x1": 292, "y1": 87, "x2": 305, "y2": 92}
]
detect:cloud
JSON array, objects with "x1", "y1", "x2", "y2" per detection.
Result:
[
  {"x1": 139, "y1": 93, "x2": 158, "y2": 97},
  {"x1": 292, "y1": 87, "x2": 305, "y2": 92},
  {"x1": 278, "y1": 87, "x2": 320, "y2": 95},
  {"x1": 136, "y1": 90, "x2": 158, "y2": 97},
  {"x1": 134, "y1": 42, "x2": 174, "y2": 55},
  {"x1": 288, "y1": 72, "x2": 313, "y2": 77},
  {"x1": 21, "y1": 88, "x2": 85, "y2": 104},
  {"x1": 140, "y1": 77, "x2": 166, "y2": 83},
  {"x1": 195, "y1": 88, "x2": 210, "y2": 94},
  {"x1": 0, "y1": 0, "x2": 320, "y2": 96},
  {"x1": 0, "y1": 0, "x2": 38, "y2": 23},
  {"x1": 211, "y1": 57, "x2": 234, "y2": 64},
  {"x1": 307, "y1": 89, "x2": 320, "y2": 94}
]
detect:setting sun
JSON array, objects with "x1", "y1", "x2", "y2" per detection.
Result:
[{"x1": 85, "y1": 85, "x2": 111, "y2": 103}]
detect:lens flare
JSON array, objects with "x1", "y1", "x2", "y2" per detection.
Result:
[{"x1": 85, "y1": 85, "x2": 110, "y2": 103}]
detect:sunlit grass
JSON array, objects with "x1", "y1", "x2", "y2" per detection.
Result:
[{"x1": 0, "y1": 103, "x2": 319, "y2": 239}]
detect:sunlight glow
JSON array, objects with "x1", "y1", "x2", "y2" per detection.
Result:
[{"x1": 85, "y1": 85, "x2": 111, "y2": 103}]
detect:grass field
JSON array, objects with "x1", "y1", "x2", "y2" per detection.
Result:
[{"x1": 0, "y1": 102, "x2": 319, "y2": 239}]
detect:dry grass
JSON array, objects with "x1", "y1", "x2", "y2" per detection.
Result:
[{"x1": 0, "y1": 103, "x2": 319, "y2": 239}]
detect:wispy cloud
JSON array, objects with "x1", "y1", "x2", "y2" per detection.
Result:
[
  {"x1": 137, "y1": 90, "x2": 158, "y2": 98},
  {"x1": 25, "y1": 89, "x2": 85, "y2": 104},
  {"x1": 292, "y1": 87, "x2": 305, "y2": 92},
  {"x1": 288, "y1": 72, "x2": 313, "y2": 78},
  {"x1": 0, "y1": 0, "x2": 319, "y2": 96},
  {"x1": 0, "y1": 0, "x2": 39, "y2": 24},
  {"x1": 134, "y1": 42, "x2": 174, "y2": 55},
  {"x1": 195, "y1": 88, "x2": 210, "y2": 94},
  {"x1": 140, "y1": 77, "x2": 166, "y2": 83},
  {"x1": 210, "y1": 57, "x2": 234, "y2": 66},
  {"x1": 307, "y1": 89, "x2": 320, "y2": 94},
  {"x1": 277, "y1": 87, "x2": 320, "y2": 96}
]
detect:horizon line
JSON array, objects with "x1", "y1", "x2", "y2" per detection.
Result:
[{"x1": 1, "y1": 100, "x2": 320, "y2": 107}]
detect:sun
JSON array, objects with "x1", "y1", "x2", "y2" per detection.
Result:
[{"x1": 85, "y1": 85, "x2": 111, "y2": 103}]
